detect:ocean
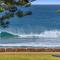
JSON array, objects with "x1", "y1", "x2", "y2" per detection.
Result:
[{"x1": 0, "y1": 5, "x2": 60, "y2": 48}]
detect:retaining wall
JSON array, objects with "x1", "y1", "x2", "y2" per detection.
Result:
[{"x1": 0, "y1": 48, "x2": 60, "y2": 52}]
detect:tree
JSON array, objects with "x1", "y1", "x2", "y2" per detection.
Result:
[{"x1": 0, "y1": 0, "x2": 35, "y2": 28}]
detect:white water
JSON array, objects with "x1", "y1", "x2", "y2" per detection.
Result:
[
  {"x1": 0, "y1": 43, "x2": 60, "y2": 48},
  {"x1": 1, "y1": 30, "x2": 60, "y2": 48},
  {"x1": 2, "y1": 30, "x2": 60, "y2": 38}
]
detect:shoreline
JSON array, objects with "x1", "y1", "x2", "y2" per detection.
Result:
[{"x1": 0, "y1": 48, "x2": 60, "y2": 52}]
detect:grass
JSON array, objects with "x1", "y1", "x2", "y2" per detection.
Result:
[{"x1": 0, "y1": 52, "x2": 60, "y2": 60}]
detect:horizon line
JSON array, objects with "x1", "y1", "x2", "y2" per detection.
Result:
[{"x1": 31, "y1": 3, "x2": 60, "y2": 5}]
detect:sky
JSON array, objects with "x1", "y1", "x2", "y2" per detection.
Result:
[{"x1": 31, "y1": 0, "x2": 60, "y2": 5}]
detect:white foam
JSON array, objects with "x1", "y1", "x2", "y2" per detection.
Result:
[
  {"x1": 2, "y1": 30, "x2": 60, "y2": 38},
  {"x1": 17, "y1": 30, "x2": 60, "y2": 38},
  {"x1": 0, "y1": 43, "x2": 60, "y2": 48}
]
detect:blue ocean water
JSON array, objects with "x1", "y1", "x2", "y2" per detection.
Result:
[{"x1": 0, "y1": 5, "x2": 60, "y2": 48}]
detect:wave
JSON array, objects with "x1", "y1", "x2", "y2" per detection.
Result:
[
  {"x1": 18, "y1": 30, "x2": 60, "y2": 38},
  {"x1": 0, "y1": 43, "x2": 60, "y2": 48},
  {"x1": 9, "y1": 30, "x2": 60, "y2": 38},
  {"x1": 0, "y1": 32, "x2": 18, "y2": 38},
  {"x1": 1, "y1": 30, "x2": 60, "y2": 38}
]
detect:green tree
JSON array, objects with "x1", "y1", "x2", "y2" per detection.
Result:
[{"x1": 0, "y1": 0, "x2": 35, "y2": 28}]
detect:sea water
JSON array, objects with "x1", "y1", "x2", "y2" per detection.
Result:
[{"x1": 0, "y1": 5, "x2": 60, "y2": 48}]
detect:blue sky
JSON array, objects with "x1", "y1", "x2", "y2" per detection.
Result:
[{"x1": 31, "y1": 0, "x2": 60, "y2": 5}]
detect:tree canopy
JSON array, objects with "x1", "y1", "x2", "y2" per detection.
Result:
[{"x1": 0, "y1": 0, "x2": 35, "y2": 28}]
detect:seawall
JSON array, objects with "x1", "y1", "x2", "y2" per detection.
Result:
[{"x1": 0, "y1": 48, "x2": 60, "y2": 52}]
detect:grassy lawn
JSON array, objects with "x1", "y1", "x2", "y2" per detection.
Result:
[{"x1": 0, "y1": 52, "x2": 60, "y2": 60}]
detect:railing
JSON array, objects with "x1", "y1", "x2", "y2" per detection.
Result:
[{"x1": 0, "y1": 48, "x2": 60, "y2": 52}]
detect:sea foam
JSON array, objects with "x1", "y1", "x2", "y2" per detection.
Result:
[
  {"x1": 18, "y1": 30, "x2": 60, "y2": 38},
  {"x1": 1, "y1": 30, "x2": 60, "y2": 38},
  {"x1": 0, "y1": 43, "x2": 60, "y2": 48}
]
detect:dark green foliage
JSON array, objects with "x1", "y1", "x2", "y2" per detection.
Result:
[
  {"x1": 0, "y1": 0, "x2": 35, "y2": 28},
  {"x1": 16, "y1": 11, "x2": 24, "y2": 17},
  {"x1": 9, "y1": 6, "x2": 17, "y2": 12}
]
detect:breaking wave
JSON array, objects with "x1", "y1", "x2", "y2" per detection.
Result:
[
  {"x1": 1, "y1": 30, "x2": 60, "y2": 48},
  {"x1": 4, "y1": 30, "x2": 60, "y2": 38},
  {"x1": 1, "y1": 30, "x2": 60, "y2": 38},
  {"x1": 18, "y1": 30, "x2": 60, "y2": 38}
]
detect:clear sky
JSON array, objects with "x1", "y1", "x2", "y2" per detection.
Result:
[{"x1": 31, "y1": 0, "x2": 60, "y2": 5}]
